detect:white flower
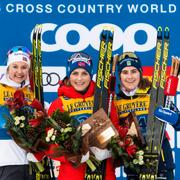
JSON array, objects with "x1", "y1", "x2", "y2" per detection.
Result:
[
  {"x1": 14, "y1": 119, "x2": 20, "y2": 126},
  {"x1": 60, "y1": 128, "x2": 64, "y2": 133},
  {"x1": 133, "y1": 159, "x2": 138, "y2": 164},
  {"x1": 20, "y1": 116, "x2": 26, "y2": 121},
  {"x1": 20, "y1": 123, "x2": 25, "y2": 128},
  {"x1": 47, "y1": 128, "x2": 54, "y2": 137},
  {"x1": 51, "y1": 135, "x2": 56, "y2": 141},
  {"x1": 14, "y1": 116, "x2": 20, "y2": 121},
  {"x1": 46, "y1": 136, "x2": 50, "y2": 142},
  {"x1": 137, "y1": 150, "x2": 144, "y2": 156},
  {"x1": 138, "y1": 155, "x2": 143, "y2": 161},
  {"x1": 139, "y1": 160, "x2": 144, "y2": 165},
  {"x1": 64, "y1": 127, "x2": 72, "y2": 133}
]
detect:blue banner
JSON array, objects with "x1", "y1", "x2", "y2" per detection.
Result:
[{"x1": 0, "y1": 0, "x2": 180, "y2": 179}]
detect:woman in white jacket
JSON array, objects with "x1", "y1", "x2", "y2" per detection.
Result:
[{"x1": 0, "y1": 46, "x2": 35, "y2": 180}]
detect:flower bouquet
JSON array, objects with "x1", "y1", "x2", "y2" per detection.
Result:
[
  {"x1": 108, "y1": 112, "x2": 145, "y2": 173},
  {"x1": 45, "y1": 109, "x2": 90, "y2": 167},
  {"x1": 2, "y1": 90, "x2": 48, "y2": 172}
]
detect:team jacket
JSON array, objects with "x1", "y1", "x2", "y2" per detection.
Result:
[
  {"x1": 114, "y1": 87, "x2": 175, "y2": 171},
  {"x1": 47, "y1": 80, "x2": 118, "y2": 180},
  {"x1": 0, "y1": 83, "x2": 33, "y2": 166}
]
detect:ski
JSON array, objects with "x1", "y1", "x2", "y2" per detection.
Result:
[
  {"x1": 93, "y1": 28, "x2": 114, "y2": 113},
  {"x1": 108, "y1": 54, "x2": 119, "y2": 117},
  {"x1": 85, "y1": 28, "x2": 114, "y2": 180},
  {"x1": 140, "y1": 27, "x2": 170, "y2": 180}
]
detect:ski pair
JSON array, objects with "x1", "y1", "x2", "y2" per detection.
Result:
[
  {"x1": 32, "y1": 24, "x2": 55, "y2": 180},
  {"x1": 85, "y1": 28, "x2": 114, "y2": 180},
  {"x1": 32, "y1": 24, "x2": 44, "y2": 107},
  {"x1": 93, "y1": 28, "x2": 114, "y2": 113},
  {"x1": 140, "y1": 27, "x2": 170, "y2": 180}
]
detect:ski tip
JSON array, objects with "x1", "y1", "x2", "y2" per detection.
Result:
[
  {"x1": 101, "y1": 28, "x2": 108, "y2": 37},
  {"x1": 102, "y1": 26, "x2": 114, "y2": 31},
  {"x1": 101, "y1": 27, "x2": 114, "y2": 38},
  {"x1": 164, "y1": 26, "x2": 170, "y2": 32},
  {"x1": 157, "y1": 26, "x2": 162, "y2": 39},
  {"x1": 157, "y1": 26, "x2": 162, "y2": 32},
  {"x1": 164, "y1": 26, "x2": 170, "y2": 39}
]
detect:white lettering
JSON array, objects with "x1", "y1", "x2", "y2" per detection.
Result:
[
  {"x1": 115, "y1": 4, "x2": 123, "y2": 13},
  {"x1": 127, "y1": 4, "x2": 176, "y2": 14},
  {"x1": 57, "y1": 4, "x2": 65, "y2": 13},
  {"x1": 45, "y1": 4, "x2": 52, "y2": 13},
  {"x1": 97, "y1": 4, "x2": 104, "y2": 13},
  {"x1": 68, "y1": 4, "x2": 76, "y2": 14},
  {"x1": 6, "y1": 4, "x2": 14, "y2": 13},
  {"x1": 160, "y1": 4, "x2": 167, "y2": 13},
  {"x1": 26, "y1": 4, "x2": 34, "y2": 13},
  {"x1": 88, "y1": 5, "x2": 96, "y2": 13},
  {"x1": 106, "y1": 4, "x2": 114, "y2": 13},
  {"x1": 140, "y1": 4, "x2": 149, "y2": 13},
  {"x1": 151, "y1": 4, "x2": 158, "y2": 13},
  {"x1": 5, "y1": 3, "x2": 53, "y2": 13},
  {"x1": 128, "y1": 4, "x2": 138, "y2": 13},
  {"x1": 32, "y1": 23, "x2": 156, "y2": 53},
  {"x1": 36, "y1": 4, "x2": 43, "y2": 13},
  {"x1": 16, "y1": 4, "x2": 24, "y2": 13},
  {"x1": 169, "y1": 4, "x2": 176, "y2": 13}
]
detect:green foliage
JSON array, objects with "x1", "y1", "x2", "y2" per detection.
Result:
[{"x1": 51, "y1": 109, "x2": 73, "y2": 125}]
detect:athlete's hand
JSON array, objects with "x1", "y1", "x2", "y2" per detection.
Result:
[{"x1": 154, "y1": 106, "x2": 180, "y2": 130}]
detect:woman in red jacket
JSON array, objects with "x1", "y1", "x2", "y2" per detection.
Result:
[{"x1": 47, "y1": 52, "x2": 119, "y2": 180}]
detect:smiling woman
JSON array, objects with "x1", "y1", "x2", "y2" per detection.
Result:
[
  {"x1": 114, "y1": 52, "x2": 175, "y2": 180},
  {"x1": 43, "y1": 52, "x2": 118, "y2": 180},
  {"x1": 67, "y1": 52, "x2": 93, "y2": 93},
  {"x1": 0, "y1": 46, "x2": 35, "y2": 180}
]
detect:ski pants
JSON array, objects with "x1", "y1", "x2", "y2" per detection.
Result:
[{"x1": 0, "y1": 165, "x2": 36, "y2": 180}]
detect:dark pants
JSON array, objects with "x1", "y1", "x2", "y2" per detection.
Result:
[{"x1": 0, "y1": 165, "x2": 36, "y2": 180}]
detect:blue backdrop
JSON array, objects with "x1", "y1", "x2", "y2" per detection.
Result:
[{"x1": 0, "y1": 0, "x2": 180, "y2": 179}]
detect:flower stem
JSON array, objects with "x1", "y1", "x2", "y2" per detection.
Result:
[
  {"x1": 35, "y1": 162, "x2": 44, "y2": 172},
  {"x1": 86, "y1": 159, "x2": 96, "y2": 172}
]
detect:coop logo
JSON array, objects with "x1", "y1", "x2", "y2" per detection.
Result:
[{"x1": 31, "y1": 23, "x2": 157, "y2": 52}]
